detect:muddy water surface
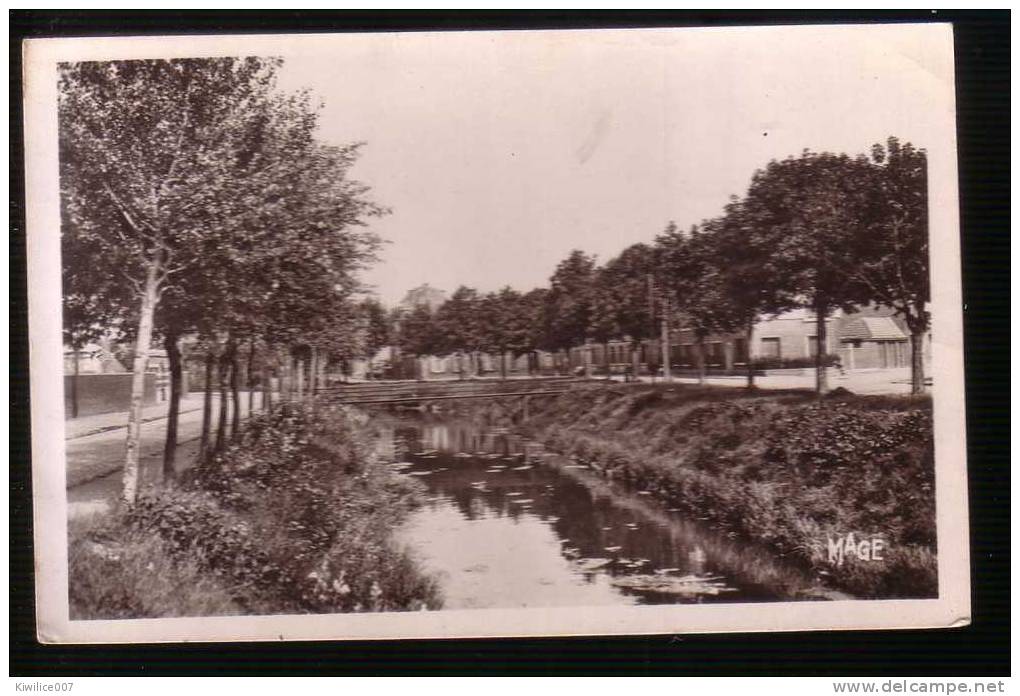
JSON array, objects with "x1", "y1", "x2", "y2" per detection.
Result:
[{"x1": 383, "y1": 413, "x2": 825, "y2": 610}]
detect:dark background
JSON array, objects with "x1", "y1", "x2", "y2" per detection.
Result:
[{"x1": 9, "y1": 10, "x2": 1009, "y2": 677}]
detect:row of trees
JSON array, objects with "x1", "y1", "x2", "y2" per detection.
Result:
[
  {"x1": 60, "y1": 58, "x2": 389, "y2": 504},
  {"x1": 399, "y1": 137, "x2": 930, "y2": 394}
]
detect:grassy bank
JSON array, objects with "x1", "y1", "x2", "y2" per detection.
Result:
[
  {"x1": 466, "y1": 384, "x2": 936, "y2": 599},
  {"x1": 69, "y1": 404, "x2": 441, "y2": 619}
]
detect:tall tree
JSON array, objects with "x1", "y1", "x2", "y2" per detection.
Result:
[
  {"x1": 544, "y1": 250, "x2": 597, "y2": 374},
  {"x1": 852, "y1": 138, "x2": 930, "y2": 394},
  {"x1": 60, "y1": 58, "x2": 287, "y2": 502},
  {"x1": 479, "y1": 287, "x2": 533, "y2": 379},
  {"x1": 700, "y1": 200, "x2": 797, "y2": 388},
  {"x1": 60, "y1": 58, "x2": 385, "y2": 500},
  {"x1": 741, "y1": 150, "x2": 874, "y2": 393},
  {"x1": 433, "y1": 286, "x2": 484, "y2": 376},
  {"x1": 590, "y1": 243, "x2": 657, "y2": 377},
  {"x1": 656, "y1": 223, "x2": 729, "y2": 384}
]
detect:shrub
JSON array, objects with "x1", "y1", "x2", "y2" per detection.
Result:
[
  {"x1": 68, "y1": 516, "x2": 242, "y2": 619},
  {"x1": 70, "y1": 404, "x2": 441, "y2": 619},
  {"x1": 512, "y1": 385, "x2": 936, "y2": 599},
  {"x1": 751, "y1": 354, "x2": 840, "y2": 370}
]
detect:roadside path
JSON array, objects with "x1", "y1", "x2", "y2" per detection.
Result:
[{"x1": 66, "y1": 391, "x2": 267, "y2": 520}]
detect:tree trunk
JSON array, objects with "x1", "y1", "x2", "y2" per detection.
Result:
[
  {"x1": 815, "y1": 302, "x2": 829, "y2": 395},
  {"x1": 247, "y1": 337, "x2": 256, "y2": 417},
  {"x1": 500, "y1": 351, "x2": 507, "y2": 380},
  {"x1": 910, "y1": 329, "x2": 926, "y2": 395},
  {"x1": 745, "y1": 320, "x2": 756, "y2": 390},
  {"x1": 230, "y1": 344, "x2": 241, "y2": 438},
  {"x1": 122, "y1": 259, "x2": 160, "y2": 506},
  {"x1": 262, "y1": 365, "x2": 272, "y2": 413},
  {"x1": 696, "y1": 334, "x2": 706, "y2": 386},
  {"x1": 215, "y1": 341, "x2": 232, "y2": 451},
  {"x1": 162, "y1": 331, "x2": 182, "y2": 480},
  {"x1": 631, "y1": 342, "x2": 641, "y2": 383},
  {"x1": 660, "y1": 306, "x2": 671, "y2": 383},
  {"x1": 71, "y1": 347, "x2": 80, "y2": 418},
  {"x1": 199, "y1": 347, "x2": 214, "y2": 459},
  {"x1": 310, "y1": 346, "x2": 319, "y2": 396}
]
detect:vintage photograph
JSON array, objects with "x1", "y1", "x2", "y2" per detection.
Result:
[{"x1": 25, "y1": 23, "x2": 969, "y2": 642}]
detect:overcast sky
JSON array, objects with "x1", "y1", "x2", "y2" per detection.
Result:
[{"x1": 274, "y1": 24, "x2": 955, "y2": 307}]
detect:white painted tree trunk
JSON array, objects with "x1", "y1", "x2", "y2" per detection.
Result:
[{"x1": 122, "y1": 260, "x2": 159, "y2": 506}]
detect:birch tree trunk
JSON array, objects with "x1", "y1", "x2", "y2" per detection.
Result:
[
  {"x1": 122, "y1": 260, "x2": 160, "y2": 506},
  {"x1": 71, "y1": 347, "x2": 81, "y2": 418},
  {"x1": 215, "y1": 340, "x2": 232, "y2": 450}
]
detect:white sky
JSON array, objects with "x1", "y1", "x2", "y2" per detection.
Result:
[{"x1": 274, "y1": 24, "x2": 955, "y2": 307}]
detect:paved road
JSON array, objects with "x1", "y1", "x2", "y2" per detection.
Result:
[
  {"x1": 67, "y1": 392, "x2": 265, "y2": 520},
  {"x1": 625, "y1": 367, "x2": 923, "y2": 395}
]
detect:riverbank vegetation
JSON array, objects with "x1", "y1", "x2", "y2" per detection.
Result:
[
  {"x1": 69, "y1": 404, "x2": 441, "y2": 619},
  {"x1": 472, "y1": 384, "x2": 936, "y2": 599}
]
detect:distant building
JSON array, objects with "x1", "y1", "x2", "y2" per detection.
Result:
[
  {"x1": 63, "y1": 341, "x2": 126, "y2": 374},
  {"x1": 397, "y1": 283, "x2": 448, "y2": 313}
]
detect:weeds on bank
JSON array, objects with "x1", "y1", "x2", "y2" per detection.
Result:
[
  {"x1": 490, "y1": 385, "x2": 937, "y2": 598},
  {"x1": 69, "y1": 404, "x2": 442, "y2": 619}
]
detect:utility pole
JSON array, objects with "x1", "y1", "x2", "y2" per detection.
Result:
[
  {"x1": 647, "y1": 274, "x2": 657, "y2": 383},
  {"x1": 661, "y1": 292, "x2": 672, "y2": 383}
]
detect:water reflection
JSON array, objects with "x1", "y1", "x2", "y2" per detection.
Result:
[{"x1": 387, "y1": 415, "x2": 819, "y2": 610}]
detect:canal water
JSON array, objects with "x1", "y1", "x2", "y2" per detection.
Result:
[{"x1": 382, "y1": 413, "x2": 826, "y2": 610}]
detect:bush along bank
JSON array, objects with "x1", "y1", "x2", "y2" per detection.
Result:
[
  {"x1": 476, "y1": 385, "x2": 936, "y2": 599},
  {"x1": 69, "y1": 404, "x2": 441, "y2": 619}
]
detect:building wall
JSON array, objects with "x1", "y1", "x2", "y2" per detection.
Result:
[
  {"x1": 65, "y1": 373, "x2": 157, "y2": 418},
  {"x1": 750, "y1": 310, "x2": 838, "y2": 362}
]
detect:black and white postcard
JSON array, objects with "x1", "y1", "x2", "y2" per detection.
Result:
[{"x1": 24, "y1": 23, "x2": 970, "y2": 643}]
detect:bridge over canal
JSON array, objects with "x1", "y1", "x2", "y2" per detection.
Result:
[{"x1": 321, "y1": 376, "x2": 604, "y2": 406}]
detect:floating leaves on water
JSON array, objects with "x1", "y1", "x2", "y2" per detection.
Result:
[
  {"x1": 564, "y1": 465, "x2": 587, "y2": 469},
  {"x1": 575, "y1": 558, "x2": 612, "y2": 571},
  {"x1": 510, "y1": 498, "x2": 534, "y2": 504},
  {"x1": 453, "y1": 452, "x2": 473, "y2": 458},
  {"x1": 637, "y1": 491, "x2": 652, "y2": 496},
  {"x1": 604, "y1": 545, "x2": 623, "y2": 552},
  {"x1": 485, "y1": 468, "x2": 504, "y2": 474},
  {"x1": 610, "y1": 574, "x2": 737, "y2": 597},
  {"x1": 625, "y1": 523, "x2": 638, "y2": 530},
  {"x1": 601, "y1": 526, "x2": 612, "y2": 531},
  {"x1": 512, "y1": 465, "x2": 533, "y2": 471},
  {"x1": 407, "y1": 471, "x2": 432, "y2": 476},
  {"x1": 506, "y1": 492, "x2": 522, "y2": 497},
  {"x1": 654, "y1": 567, "x2": 681, "y2": 575}
]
